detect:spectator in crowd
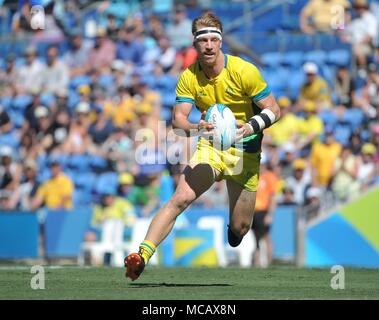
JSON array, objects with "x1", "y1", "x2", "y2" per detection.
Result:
[
  {"x1": 349, "y1": 131, "x2": 363, "y2": 155},
  {"x1": 103, "y1": 85, "x2": 136, "y2": 127},
  {"x1": 16, "y1": 47, "x2": 44, "y2": 94},
  {"x1": 23, "y1": 88, "x2": 43, "y2": 132},
  {"x1": 360, "y1": 64, "x2": 379, "y2": 119},
  {"x1": 62, "y1": 102, "x2": 94, "y2": 154},
  {"x1": 279, "y1": 186, "x2": 297, "y2": 206},
  {"x1": 89, "y1": 27, "x2": 116, "y2": 70},
  {"x1": 342, "y1": 0, "x2": 379, "y2": 74},
  {"x1": 331, "y1": 145, "x2": 360, "y2": 202},
  {"x1": 166, "y1": 4, "x2": 193, "y2": 50},
  {"x1": 44, "y1": 108, "x2": 71, "y2": 153},
  {"x1": 104, "y1": 13, "x2": 121, "y2": 41},
  {"x1": 0, "y1": 108, "x2": 13, "y2": 137},
  {"x1": 252, "y1": 158, "x2": 279, "y2": 268},
  {"x1": 310, "y1": 130, "x2": 342, "y2": 188},
  {"x1": 9, "y1": 159, "x2": 39, "y2": 210},
  {"x1": 357, "y1": 143, "x2": 377, "y2": 190},
  {"x1": 31, "y1": 158, "x2": 74, "y2": 210},
  {"x1": 300, "y1": 0, "x2": 351, "y2": 34},
  {"x1": 279, "y1": 142, "x2": 297, "y2": 179},
  {"x1": 85, "y1": 188, "x2": 136, "y2": 266},
  {"x1": 265, "y1": 96, "x2": 300, "y2": 147},
  {"x1": 156, "y1": 36, "x2": 177, "y2": 73},
  {"x1": 0, "y1": 145, "x2": 21, "y2": 191},
  {"x1": 297, "y1": 100, "x2": 324, "y2": 155},
  {"x1": 285, "y1": 158, "x2": 312, "y2": 205},
  {"x1": 334, "y1": 65, "x2": 356, "y2": 108},
  {"x1": 298, "y1": 62, "x2": 332, "y2": 110},
  {"x1": 88, "y1": 106, "x2": 115, "y2": 146},
  {"x1": 372, "y1": 125, "x2": 379, "y2": 163},
  {"x1": 32, "y1": 106, "x2": 53, "y2": 154},
  {"x1": 116, "y1": 25, "x2": 144, "y2": 66},
  {"x1": 0, "y1": 190, "x2": 13, "y2": 210},
  {"x1": 0, "y1": 54, "x2": 18, "y2": 94},
  {"x1": 117, "y1": 172, "x2": 135, "y2": 200},
  {"x1": 41, "y1": 45, "x2": 70, "y2": 95},
  {"x1": 100, "y1": 126, "x2": 136, "y2": 173},
  {"x1": 64, "y1": 31, "x2": 92, "y2": 76},
  {"x1": 304, "y1": 187, "x2": 322, "y2": 220}
]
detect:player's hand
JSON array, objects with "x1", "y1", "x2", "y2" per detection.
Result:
[
  {"x1": 235, "y1": 122, "x2": 254, "y2": 142},
  {"x1": 198, "y1": 111, "x2": 214, "y2": 139}
]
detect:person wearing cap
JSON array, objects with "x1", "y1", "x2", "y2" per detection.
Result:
[
  {"x1": 88, "y1": 26, "x2": 116, "y2": 69},
  {"x1": 124, "y1": 12, "x2": 281, "y2": 280},
  {"x1": 265, "y1": 96, "x2": 300, "y2": 146},
  {"x1": 304, "y1": 186, "x2": 322, "y2": 220},
  {"x1": 297, "y1": 100, "x2": 324, "y2": 155},
  {"x1": 357, "y1": 143, "x2": 377, "y2": 190},
  {"x1": 310, "y1": 129, "x2": 342, "y2": 187},
  {"x1": 300, "y1": 0, "x2": 351, "y2": 34},
  {"x1": 118, "y1": 172, "x2": 135, "y2": 196},
  {"x1": 342, "y1": 0, "x2": 378, "y2": 74},
  {"x1": 31, "y1": 158, "x2": 74, "y2": 210},
  {"x1": 16, "y1": 46, "x2": 44, "y2": 94},
  {"x1": 285, "y1": 158, "x2": 312, "y2": 205},
  {"x1": 298, "y1": 62, "x2": 332, "y2": 109},
  {"x1": 0, "y1": 190, "x2": 13, "y2": 210}
]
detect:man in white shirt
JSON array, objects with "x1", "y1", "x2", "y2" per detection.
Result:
[
  {"x1": 16, "y1": 47, "x2": 45, "y2": 94},
  {"x1": 343, "y1": 0, "x2": 379, "y2": 73}
]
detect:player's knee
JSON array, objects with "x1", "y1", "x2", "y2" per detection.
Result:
[{"x1": 171, "y1": 193, "x2": 194, "y2": 212}]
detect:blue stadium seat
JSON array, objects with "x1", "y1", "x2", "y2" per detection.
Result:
[
  {"x1": 12, "y1": 95, "x2": 32, "y2": 110},
  {"x1": 261, "y1": 52, "x2": 282, "y2": 68},
  {"x1": 74, "y1": 172, "x2": 97, "y2": 192},
  {"x1": 286, "y1": 70, "x2": 305, "y2": 99},
  {"x1": 69, "y1": 75, "x2": 92, "y2": 90},
  {"x1": 304, "y1": 50, "x2": 327, "y2": 66},
  {"x1": 95, "y1": 172, "x2": 119, "y2": 194},
  {"x1": 319, "y1": 109, "x2": 338, "y2": 131},
  {"x1": 327, "y1": 49, "x2": 350, "y2": 66},
  {"x1": 67, "y1": 154, "x2": 90, "y2": 172},
  {"x1": 282, "y1": 51, "x2": 304, "y2": 68},
  {"x1": 334, "y1": 123, "x2": 353, "y2": 146},
  {"x1": 89, "y1": 155, "x2": 108, "y2": 172},
  {"x1": 40, "y1": 93, "x2": 56, "y2": 107},
  {"x1": 343, "y1": 108, "x2": 366, "y2": 131}
]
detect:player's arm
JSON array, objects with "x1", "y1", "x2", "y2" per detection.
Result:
[
  {"x1": 172, "y1": 102, "x2": 213, "y2": 137},
  {"x1": 236, "y1": 93, "x2": 281, "y2": 140}
]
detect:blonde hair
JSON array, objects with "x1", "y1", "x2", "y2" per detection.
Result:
[{"x1": 192, "y1": 12, "x2": 223, "y2": 35}]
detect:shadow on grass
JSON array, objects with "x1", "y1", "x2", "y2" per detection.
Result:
[{"x1": 129, "y1": 283, "x2": 232, "y2": 288}]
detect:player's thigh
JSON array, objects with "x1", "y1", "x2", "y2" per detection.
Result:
[
  {"x1": 226, "y1": 179, "x2": 257, "y2": 230},
  {"x1": 172, "y1": 163, "x2": 220, "y2": 206}
]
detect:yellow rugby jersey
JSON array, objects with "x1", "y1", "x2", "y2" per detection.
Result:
[{"x1": 175, "y1": 54, "x2": 271, "y2": 153}]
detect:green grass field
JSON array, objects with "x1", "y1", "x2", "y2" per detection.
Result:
[{"x1": 0, "y1": 266, "x2": 379, "y2": 300}]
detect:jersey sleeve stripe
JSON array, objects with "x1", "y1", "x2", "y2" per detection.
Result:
[
  {"x1": 251, "y1": 86, "x2": 271, "y2": 102},
  {"x1": 175, "y1": 96, "x2": 195, "y2": 105}
]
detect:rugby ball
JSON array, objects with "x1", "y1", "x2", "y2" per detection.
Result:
[{"x1": 204, "y1": 104, "x2": 237, "y2": 150}]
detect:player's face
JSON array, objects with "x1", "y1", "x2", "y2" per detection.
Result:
[{"x1": 195, "y1": 34, "x2": 222, "y2": 66}]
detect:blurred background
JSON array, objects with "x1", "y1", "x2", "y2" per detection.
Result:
[{"x1": 0, "y1": 0, "x2": 378, "y2": 269}]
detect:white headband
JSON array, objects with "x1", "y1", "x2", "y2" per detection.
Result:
[{"x1": 194, "y1": 27, "x2": 222, "y2": 40}]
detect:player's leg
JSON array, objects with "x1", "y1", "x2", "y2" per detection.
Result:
[
  {"x1": 125, "y1": 163, "x2": 221, "y2": 280},
  {"x1": 226, "y1": 179, "x2": 257, "y2": 247}
]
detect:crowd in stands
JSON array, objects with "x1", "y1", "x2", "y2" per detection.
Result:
[{"x1": 0, "y1": 0, "x2": 378, "y2": 238}]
